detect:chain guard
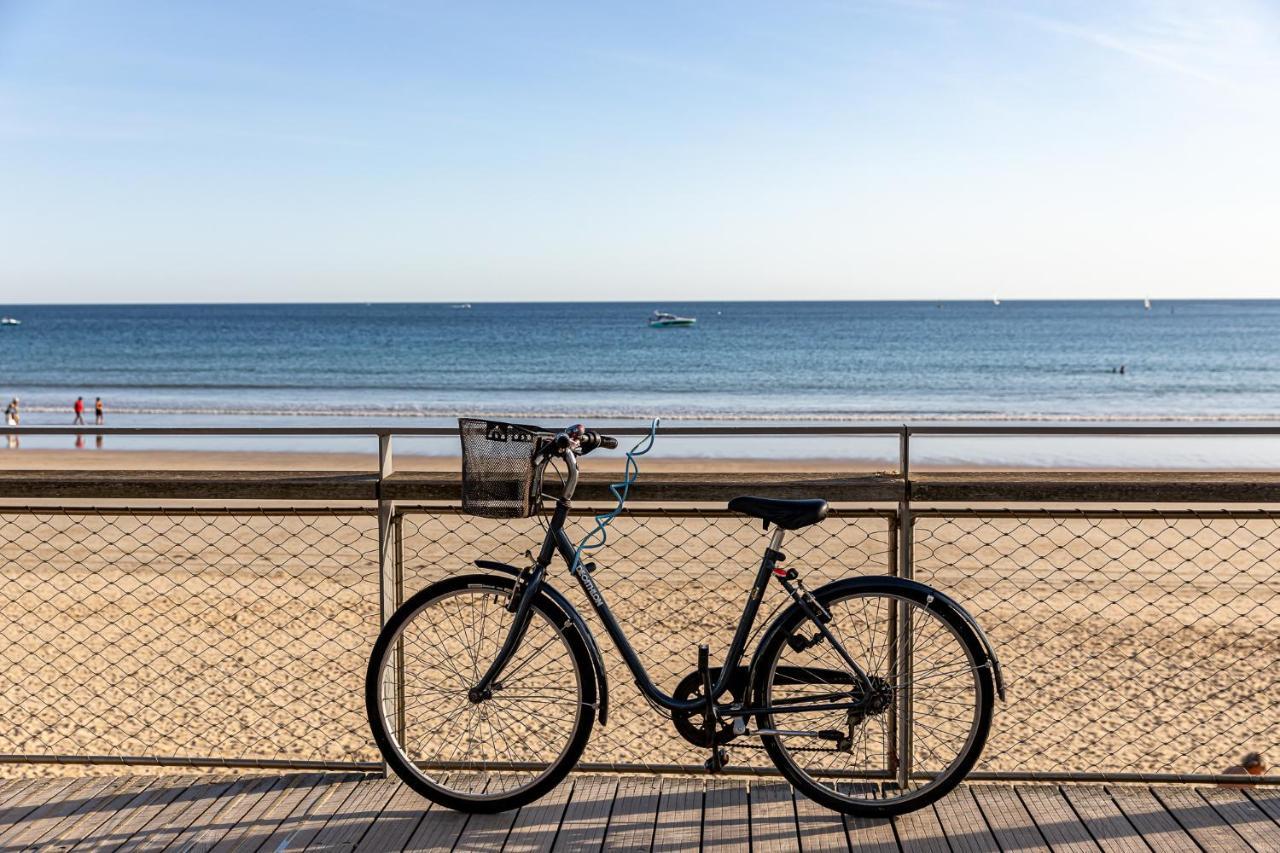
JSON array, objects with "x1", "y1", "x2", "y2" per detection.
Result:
[{"x1": 670, "y1": 666, "x2": 748, "y2": 748}]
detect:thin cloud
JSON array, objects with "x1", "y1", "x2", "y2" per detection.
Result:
[{"x1": 1021, "y1": 1, "x2": 1280, "y2": 88}]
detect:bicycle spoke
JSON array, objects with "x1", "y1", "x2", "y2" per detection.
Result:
[{"x1": 373, "y1": 584, "x2": 585, "y2": 801}]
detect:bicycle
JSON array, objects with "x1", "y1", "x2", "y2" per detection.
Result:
[{"x1": 366, "y1": 419, "x2": 1004, "y2": 817}]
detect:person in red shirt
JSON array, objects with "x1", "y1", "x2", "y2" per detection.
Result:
[{"x1": 73, "y1": 396, "x2": 85, "y2": 425}]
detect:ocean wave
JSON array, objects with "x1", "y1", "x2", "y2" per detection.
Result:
[{"x1": 11, "y1": 404, "x2": 1280, "y2": 423}]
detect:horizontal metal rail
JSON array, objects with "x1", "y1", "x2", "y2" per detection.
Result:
[
  {"x1": 0, "y1": 753, "x2": 1273, "y2": 786},
  {"x1": 393, "y1": 504, "x2": 897, "y2": 519},
  {"x1": 6, "y1": 423, "x2": 1280, "y2": 436},
  {"x1": 912, "y1": 508, "x2": 1280, "y2": 519}
]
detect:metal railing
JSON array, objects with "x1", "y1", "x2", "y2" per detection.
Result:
[{"x1": 0, "y1": 423, "x2": 1277, "y2": 785}]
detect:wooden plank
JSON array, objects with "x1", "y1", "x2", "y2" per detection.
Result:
[
  {"x1": 1105, "y1": 786, "x2": 1198, "y2": 853},
  {"x1": 0, "y1": 469, "x2": 903, "y2": 502},
  {"x1": 1058, "y1": 786, "x2": 1149, "y2": 853},
  {"x1": 70, "y1": 774, "x2": 189, "y2": 852},
  {"x1": 834, "y1": 783, "x2": 897, "y2": 853},
  {"x1": 702, "y1": 778, "x2": 749, "y2": 852},
  {"x1": 1244, "y1": 785, "x2": 1280, "y2": 828},
  {"x1": 449, "y1": 776, "x2": 520, "y2": 853},
  {"x1": 892, "y1": 793, "x2": 949, "y2": 853},
  {"x1": 601, "y1": 777, "x2": 661, "y2": 852},
  {"x1": 303, "y1": 775, "x2": 399, "y2": 851},
  {"x1": 0, "y1": 775, "x2": 115, "y2": 849},
  {"x1": 749, "y1": 781, "x2": 797, "y2": 853},
  {"x1": 352, "y1": 779, "x2": 432, "y2": 852},
  {"x1": 1197, "y1": 786, "x2": 1280, "y2": 852},
  {"x1": 385, "y1": 471, "x2": 905, "y2": 503},
  {"x1": 0, "y1": 777, "x2": 79, "y2": 839},
  {"x1": 650, "y1": 778, "x2": 704, "y2": 853},
  {"x1": 1015, "y1": 785, "x2": 1102, "y2": 853},
  {"x1": 932, "y1": 787, "x2": 1001, "y2": 853},
  {"x1": 254, "y1": 773, "x2": 368, "y2": 853},
  {"x1": 970, "y1": 785, "x2": 1049, "y2": 852},
  {"x1": 911, "y1": 470, "x2": 1280, "y2": 503},
  {"x1": 210, "y1": 773, "x2": 324, "y2": 852},
  {"x1": 0, "y1": 778, "x2": 33, "y2": 804},
  {"x1": 0, "y1": 470, "x2": 378, "y2": 500},
  {"x1": 790, "y1": 788, "x2": 849, "y2": 853},
  {"x1": 160, "y1": 774, "x2": 282, "y2": 852},
  {"x1": 1152, "y1": 786, "x2": 1252, "y2": 853},
  {"x1": 35, "y1": 775, "x2": 156, "y2": 852},
  {"x1": 399, "y1": 780, "x2": 471, "y2": 853},
  {"x1": 11, "y1": 466, "x2": 1280, "y2": 503},
  {"x1": 503, "y1": 779, "x2": 574, "y2": 853},
  {"x1": 126, "y1": 774, "x2": 239, "y2": 852},
  {"x1": 553, "y1": 776, "x2": 617, "y2": 852}
]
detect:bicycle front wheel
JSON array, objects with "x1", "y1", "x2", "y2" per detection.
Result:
[
  {"x1": 751, "y1": 577, "x2": 994, "y2": 817},
  {"x1": 366, "y1": 575, "x2": 596, "y2": 813}
]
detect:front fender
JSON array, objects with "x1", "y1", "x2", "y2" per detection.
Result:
[{"x1": 475, "y1": 560, "x2": 610, "y2": 724}]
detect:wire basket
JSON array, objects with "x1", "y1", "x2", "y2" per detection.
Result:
[{"x1": 458, "y1": 418, "x2": 551, "y2": 518}]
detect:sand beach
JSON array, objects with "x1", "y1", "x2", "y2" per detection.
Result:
[{"x1": 0, "y1": 449, "x2": 1274, "y2": 782}]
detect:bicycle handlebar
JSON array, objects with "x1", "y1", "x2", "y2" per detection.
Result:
[{"x1": 537, "y1": 425, "x2": 618, "y2": 462}]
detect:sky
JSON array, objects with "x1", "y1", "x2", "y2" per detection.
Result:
[{"x1": 1, "y1": 0, "x2": 1278, "y2": 303}]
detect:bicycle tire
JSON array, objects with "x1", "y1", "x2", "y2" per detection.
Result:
[
  {"x1": 366, "y1": 574, "x2": 597, "y2": 813},
  {"x1": 751, "y1": 576, "x2": 994, "y2": 817}
]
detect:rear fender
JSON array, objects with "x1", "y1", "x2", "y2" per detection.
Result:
[
  {"x1": 752, "y1": 575, "x2": 1005, "y2": 701},
  {"x1": 475, "y1": 560, "x2": 610, "y2": 724}
]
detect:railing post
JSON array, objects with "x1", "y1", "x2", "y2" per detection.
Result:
[
  {"x1": 896, "y1": 427, "x2": 914, "y2": 792},
  {"x1": 393, "y1": 510, "x2": 406, "y2": 749},
  {"x1": 886, "y1": 511, "x2": 899, "y2": 779},
  {"x1": 377, "y1": 433, "x2": 396, "y2": 777}
]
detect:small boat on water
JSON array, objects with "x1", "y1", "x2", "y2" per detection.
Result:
[
  {"x1": 648, "y1": 310, "x2": 696, "y2": 328},
  {"x1": 1143, "y1": 298, "x2": 1152, "y2": 310},
  {"x1": 0, "y1": 317, "x2": 20, "y2": 326}
]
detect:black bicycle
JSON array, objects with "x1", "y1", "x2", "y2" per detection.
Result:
[{"x1": 367, "y1": 419, "x2": 1004, "y2": 817}]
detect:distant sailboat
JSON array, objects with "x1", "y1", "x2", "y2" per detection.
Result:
[
  {"x1": 1143, "y1": 298, "x2": 1152, "y2": 310},
  {"x1": 992, "y1": 297, "x2": 1001, "y2": 306}
]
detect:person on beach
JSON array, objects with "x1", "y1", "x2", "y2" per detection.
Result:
[
  {"x1": 1219, "y1": 751, "x2": 1267, "y2": 787},
  {"x1": 73, "y1": 396, "x2": 85, "y2": 425},
  {"x1": 4, "y1": 398, "x2": 17, "y2": 449},
  {"x1": 95, "y1": 397, "x2": 104, "y2": 425}
]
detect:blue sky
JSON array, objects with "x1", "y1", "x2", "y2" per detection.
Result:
[{"x1": 2, "y1": 1, "x2": 1278, "y2": 302}]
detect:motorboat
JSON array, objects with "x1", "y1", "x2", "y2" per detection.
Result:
[
  {"x1": 648, "y1": 311, "x2": 696, "y2": 328},
  {"x1": 0, "y1": 317, "x2": 20, "y2": 326}
]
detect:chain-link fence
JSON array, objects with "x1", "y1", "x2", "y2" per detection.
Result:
[
  {"x1": 913, "y1": 509, "x2": 1280, "y2": 782},
  {"x1": 0, "y1": 507, "x2": 382, "y2": 771},
  {"x1": 0, "y1": 500, "x2": 1276, "y2": 783}
]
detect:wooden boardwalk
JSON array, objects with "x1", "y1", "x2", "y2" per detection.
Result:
[{"x1": 0, "y1": 772, "x2": 1276, "y2": 851}]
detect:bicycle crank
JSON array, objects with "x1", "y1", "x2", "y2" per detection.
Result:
[{"x1": 669, "y1": 665, "x2": 748, "y2": 748}]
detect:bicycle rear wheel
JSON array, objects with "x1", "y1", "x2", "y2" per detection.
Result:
[
  {"x1": 366, "y1": 575, "x2": 596, "y2": 813},
  {"x1": 751, "y1": 577, "x2": 994, "y2": 817}
]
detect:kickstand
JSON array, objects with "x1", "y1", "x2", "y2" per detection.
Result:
[{"x1": 699, "y1": 644, "x2": 727, "y2": 772}]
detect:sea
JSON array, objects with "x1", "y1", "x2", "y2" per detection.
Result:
[{"x1": 2, "y1": 300, "x2": 1280, "y2": 467}]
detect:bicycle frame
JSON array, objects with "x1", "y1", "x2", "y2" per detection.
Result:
[{"x1": 471, "y1": 451, "x2": 875, "y2": 719}]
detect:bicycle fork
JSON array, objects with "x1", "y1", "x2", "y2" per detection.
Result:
[{"x1": 468, "y1": 562, "x2": 544, "y2": 702}]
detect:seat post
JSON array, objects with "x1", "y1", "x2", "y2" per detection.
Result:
[{"x1": 768, "y1": 525, "x2": 786, "y2": 553}]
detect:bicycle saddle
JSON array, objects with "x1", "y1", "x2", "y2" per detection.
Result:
[{"x1": 727, "y1": 496, "x2": 829, "y2": 530}]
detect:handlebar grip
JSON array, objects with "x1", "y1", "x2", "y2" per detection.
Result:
[{"x1": 598, "y1": 434, "x2": 618, "y2": 450}]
